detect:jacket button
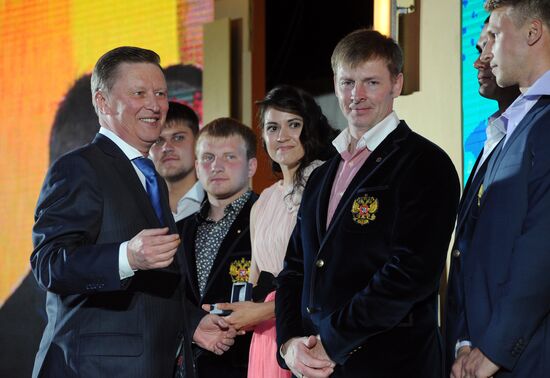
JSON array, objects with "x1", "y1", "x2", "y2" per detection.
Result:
[
  {"x1": 452, "y1": 249, "x2": 461, "y2": 258},
  {"x1": 316, "y1": 259, "x2": 325, "y2": 268}
]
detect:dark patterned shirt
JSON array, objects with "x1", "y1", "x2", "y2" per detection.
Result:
[{"x1": 195, "y1": 190, "x2": 251, "y2": 297}]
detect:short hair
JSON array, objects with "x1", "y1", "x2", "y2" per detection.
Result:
[
  {"x1": 197, "y1": 117, "x2": 257, "y2": 159},
  {"x1": 257, "y1": 85, "x2": 338, "y2": 188},
  {"x1": 50, "y1": 74, "x2": 99, "y2": 164},
  {"x1": 166, "y1": 101, "x2": 199, "y2": 136},
  {"x1": 485, "y1": 0, "x2": 550, "y2": 27},
  {"x1": 91, "y1": 46, "x2": 162, "y2": 112},
  {"x1": 331, "y1": 29, "x2": 403, "y2": 78}
]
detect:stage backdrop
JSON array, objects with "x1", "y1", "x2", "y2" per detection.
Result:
[{"x1": 461, "y1": 0, "x2": 498, "y2": 182}]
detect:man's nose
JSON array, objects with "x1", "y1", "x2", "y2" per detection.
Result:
[
  {"x1": 351, "y1": 83, "x2": 366, "y2": 102},
  {"x1": 146, "y1": 93, "x2": 161, "y2": 112},
  {"x1": 161, "y1": 139, "x2": 174, "y2": 152},
  {"x1": 211, "y1": 156, "x2": 224, "y2": 171}
]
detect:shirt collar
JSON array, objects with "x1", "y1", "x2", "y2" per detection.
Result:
[
  {"x1": 177, "y1": 181, "x2": 205, "y2": 208},
  {"x1": 332, "y1": 111, "x2": 400, "y2": 154},
  {"x1": 197, "y1": 190, "x2": 251, "y2": 222},
  {"x1": 523, "y1": 69, "x2": 550, "y2": 98},
  {"x1": 99, "y1": 127, "x2": 144, "y2": 161}
]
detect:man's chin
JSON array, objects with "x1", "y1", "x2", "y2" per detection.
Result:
[
  {"x1": 478, "y1": 86, "x2": 498, "y2": 100},
  {"x1": 165, "y1": 169, "x2": 193, "y2": 183}
]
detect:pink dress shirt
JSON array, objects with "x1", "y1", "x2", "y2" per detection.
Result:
[{"x1": 326, "y1": 111, "x2": 400, "y2": 228}]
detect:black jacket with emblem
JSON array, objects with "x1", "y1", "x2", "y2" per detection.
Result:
[
  {"x1": 177, "y1": 193, "x2": 257, "y2": 378},
  {"x1": 275, "y1": 122, "x2": 460, "y2": 377}
]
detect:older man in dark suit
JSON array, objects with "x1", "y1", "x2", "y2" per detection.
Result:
[
  {"x1": 275, "y1": 29, "x2": 460, "y2": 378},
  {"x1": 31, "y1": 46, "x2": 235, "y2": 378}
]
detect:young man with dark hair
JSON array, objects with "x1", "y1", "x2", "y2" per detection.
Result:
[{"x1": 150, "y1": 101, "x2": 204, "y2": 221}]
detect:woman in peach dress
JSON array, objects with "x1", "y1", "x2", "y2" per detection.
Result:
[{"x1": 214, "y1": 85, "x2": 338, "y2": 377}]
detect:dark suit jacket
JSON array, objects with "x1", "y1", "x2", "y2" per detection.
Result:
[
  {"x1": 444, "y1": 149, "x2": 492, "y2": 375},
  {"x1": 31, "y1": 133, "x2": 192, "y2": 378},
  {"x1": 459, "y1": 96, "x2": 550, "y2": 377},
  {"x1": 275, "y1": 122, "x2": 460, "y2": 378},
  {"x1": 177, "y1": 193, "x2": 257, "y2": 378}
]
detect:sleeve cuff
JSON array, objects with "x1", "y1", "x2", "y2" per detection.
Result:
[
  {"x1": 119, "y1": 241, "x2": 136, "y2": 280},
  {"x1": 455, "y1": 339, "x2": 472, "y2": 358}
]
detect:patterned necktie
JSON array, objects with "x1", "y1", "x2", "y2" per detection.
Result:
[{"x1": 133, "y1": 157, "x2": 164, "y2": 226}]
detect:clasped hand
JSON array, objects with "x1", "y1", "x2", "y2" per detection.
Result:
[
  {"x1": 193, "y1": 314, "x2": 239, "y2": 355},
  {"x1": 282, "y1": 335, "x2": 335, "y2": 378},
  {"x1": 451, "y1": 346, "x2": 499, "y2": 378}
]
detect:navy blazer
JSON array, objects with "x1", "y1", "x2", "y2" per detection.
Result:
[
  {"x1": 31, "y1": 134, "x2": 191, "y2": 378},
  {"x1": 177, "y1": 193, "x2": 257, "y2": 378},
  {"x1": 444, "y1": 148, "x2": 492, "y2": 375},
  {"x1": 275, "y1": 122, "x2": 460, "y2": 377},
  {"x1": 459, "y1": 96, "x2": 550, "y2": 376}
]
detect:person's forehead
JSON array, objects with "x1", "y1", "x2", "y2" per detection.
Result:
[
  {"x1": 112, "y1": 62, "x2": 165, "y2": 84},
  {"x1": 336, "y1": 58, "x2": 390, "y2": 77},
  {"x1": 264, "y1": 107, "x2": 303, "y2": 121},
  {"x1": 162, "y1": 121, "x2": 193, "y2": 134},
  {"x1": 488, "y1": 7, "x2": 508, "y2": 29},
  {"x1": 198, "y1": 135, "x2": 245, "y2": 152}
]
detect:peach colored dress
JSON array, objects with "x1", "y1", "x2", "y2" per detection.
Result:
[{"x1": 247, "y1": 162, "x2": 322, "y2": 378}]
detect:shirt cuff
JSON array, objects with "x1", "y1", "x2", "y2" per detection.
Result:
[
  {"x1": 119, "y1": 241, "x2": 136, "y2": 280},
  {"x1": 455, "y1": 340, "x2": 472, "y2": 358}
]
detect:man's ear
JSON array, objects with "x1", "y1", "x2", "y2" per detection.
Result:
[
  {"x1": 526, "y1": 18, "x2": 543, "y2": 46},
  {"x1": 392, "y1": 73, "x2": 404, "y2": 98},
  {"x1": 248, "y1": 157, "x2": 258, "y2": 178},
  {"x1": 95, "y1": 90, "x2": 111, "y2": 115}
]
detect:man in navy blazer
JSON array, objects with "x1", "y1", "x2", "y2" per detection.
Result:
[
  {"x1": 444, "y1": 16, "x2": 519, "y2": 376},
  {"x1": 451, "y1": 1, "x2": 550, "y2": 377},
  {"x1": 275, "y1": 29, "x2": 460, "y2": 377},
  {"x1": 31, "y1": 47, "x2": 235, "y2": 377}
]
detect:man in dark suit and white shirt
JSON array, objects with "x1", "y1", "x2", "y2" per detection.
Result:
[{"x1": 31, "y1": 46, "x2": 235, "y2": 378}]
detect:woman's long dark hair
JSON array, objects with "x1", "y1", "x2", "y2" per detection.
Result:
[{"x1": 257, "y1": 85, "x2": 339, "y2": 195}]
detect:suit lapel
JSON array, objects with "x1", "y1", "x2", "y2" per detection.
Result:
[
  {"x1": 202, "y1": 196, "x2": 255, "y2": 300},
  {"x1": 484, "y1": 97, "x2": 550, "y2": 190},
  {"x1": 181, "y1": 218, "x2": 201, "y2": 303},
  {"x1": 323, "y1": 123, "x2": 409, "y2": 242},
  {"x1": 456, "y1": 151, "x2": 491, "y2": 234},
  {"x1": 315, "y1": 157, "x2": 341, "y2": 240},
  {"x1": 94, "y1": 134, "x2": 161, "y2": 228}
]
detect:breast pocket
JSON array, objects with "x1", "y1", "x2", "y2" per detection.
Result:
[{"x1": 341, "y1": 186, "x2": 389, "y2": 235}]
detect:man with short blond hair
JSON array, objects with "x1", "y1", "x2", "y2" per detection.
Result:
[{"x1": 275, "y1": 29, "x2": 460, "y2": 378}]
